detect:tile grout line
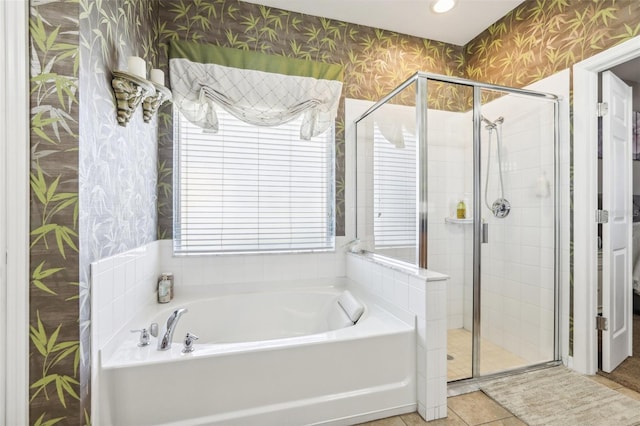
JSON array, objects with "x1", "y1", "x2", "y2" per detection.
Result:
[
  {"x1": 446, "y1": 404, "x2": 472, "y2": 426},
  {"x1": 479, "y1": 390, "x2": 526, "y2": 425}
]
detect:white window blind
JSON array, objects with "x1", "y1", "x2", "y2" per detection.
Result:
[
  {"x1": 373, "y1": 125, "x2": 416, "y2": 248},
  {"x1": 174, "y1": 108, "x2": 335, "y2": 254}
]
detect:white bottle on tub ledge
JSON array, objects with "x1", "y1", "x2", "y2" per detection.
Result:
[
  {"x1": 157, "y1": 273, "x2": 171, "y2": 304},
  {"x1": 162, "y1": 271, "x2": 174, "y2": 300}
]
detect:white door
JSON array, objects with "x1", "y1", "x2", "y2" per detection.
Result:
[{"x1": 601, "y1": 70, "x2": 633, "y2": 372}]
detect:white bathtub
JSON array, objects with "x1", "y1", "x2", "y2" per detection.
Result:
[{"x1": 97, "y1": 279, "x2": 416, "y2": 425}]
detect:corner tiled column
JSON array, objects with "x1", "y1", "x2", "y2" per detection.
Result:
[
  {"x1": 422, "y1": 277, "x2": 448, "y2": 420},
  {"x1": 346, "y1": 253, "x2": 448, "y2": 421}
]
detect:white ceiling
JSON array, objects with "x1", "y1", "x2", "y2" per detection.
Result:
[{"x1": 241, "y1": 0, "x2": 525, "y2": 46}]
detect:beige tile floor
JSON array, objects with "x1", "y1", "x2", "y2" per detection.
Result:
[
  {"x1": 447, "y1": 328, "x2": 527, "y2": 381},
  {"x1": 357, "y1": 374, "x2": 640, "y2": 426}
]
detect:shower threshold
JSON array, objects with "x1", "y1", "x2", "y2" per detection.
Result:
[{"x1": 447, "y1": 360, "x2": 563, "y2": 397}]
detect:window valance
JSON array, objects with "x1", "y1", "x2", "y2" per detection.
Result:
[{"x1": 169, "y1": 41, "x2": 344, "y2": 140}]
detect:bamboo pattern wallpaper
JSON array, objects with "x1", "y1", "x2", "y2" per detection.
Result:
[
  {"x1": 29, "y1": 1, "x2": 81, "y2": 424},
  {"x1": 78, "y1": 0, "x2": 159, "y2": 422},
  {"x1": 155, "y1": 0, "x2": 466, "y2": 238},
  {"x1": 29, "y1": 0, "x2": 161, "y2": 423},
  {"x1": 25, "y1": 0, "x2": 640, "y2": 423},
  {"x1": 466, "y1": 0, "x2": 640, "y2": 87}
]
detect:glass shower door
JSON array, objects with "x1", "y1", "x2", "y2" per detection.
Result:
[
  {"x1": 477, "y1": 88, "x2": 557, "y2": 375},
  {"x1": 423, "y1": 80, "x2": 475, "y2": 382}
]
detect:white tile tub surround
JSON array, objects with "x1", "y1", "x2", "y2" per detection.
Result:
[
  {"x1": 346, "y1": 252, "x2": 449, "y2": 421},
  {"x1": 90, "y1": 240, "x2": 161, "y2": 423},
  {"x1": 90, "y1": 240, "x2": 161, "y2": 354},
  {"x1": 157, "y1": 238, "x2": 348, "y2": 287}
]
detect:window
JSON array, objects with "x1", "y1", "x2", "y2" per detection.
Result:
[
  {"x1": 373, "y1": 125, "x2": 416, "y2": 248},
  {"x1": 174, "y1": 108, "x2": 335, "y2": 254}
]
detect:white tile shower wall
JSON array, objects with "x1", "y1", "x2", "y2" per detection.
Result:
[
  {"x1": 462, "y1": 83, "x2": 558, "y2": 364},
  {"x1": 426, "y1": 110, "x2": 470, "y2": 330},
  {"x1": 90, "y1": 240, "x2": 160, "y2": 356},
  {"x1": 346, "y1": 253, "x2": 448, "y2": 421}
]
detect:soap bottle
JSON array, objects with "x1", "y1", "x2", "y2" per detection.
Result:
[
  {"x1": 157, "y1": 273, "x2": 171, "y2": 304},
  {"x1": 162, "y1": 271, "x2": 174, "y2": 300},
  {"x1": 456, "y1": 199, "x2": 466, "y2": 219}
]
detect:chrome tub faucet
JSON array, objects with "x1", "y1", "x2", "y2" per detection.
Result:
[{"x1": 157, "y1": 308, "x2": 188, "y2": 350}]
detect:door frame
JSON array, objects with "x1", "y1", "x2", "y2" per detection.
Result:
[
  {"x1": 1, "y1": 0, "x2": 30, "y2": 423},
  {"x1": 573, "y1": 35, "x2": 640, "y2": 375}
]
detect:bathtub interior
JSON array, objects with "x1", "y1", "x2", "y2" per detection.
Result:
[{"x1": 151, "y1": 288, "x2": 361, "y2": 345}]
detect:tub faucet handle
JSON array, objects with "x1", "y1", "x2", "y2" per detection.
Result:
[
  {"x1": 130, "y1": 328, "x2": 151, "y2": 347},
  {"x1": 182, "y1": 332, "x2": 199, "y2": 353},
  {"x1": 149, "y1": 322, "x2": 158, "y2": 338}
]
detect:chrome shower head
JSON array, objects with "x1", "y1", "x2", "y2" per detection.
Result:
[
  {"x1": 481, "y1": 115, "x2": 504, "y2": 130},
  {"x1": 481, "y1": 116, "x2": 496, "y2": 129}
]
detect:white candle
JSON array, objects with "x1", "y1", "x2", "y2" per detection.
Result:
[
  {"x1": 127, "y1": 56, "x2": 146, "y2": 79},
  {"x1": 150, "y1": 68, "x2": 164, "y2": 86}
]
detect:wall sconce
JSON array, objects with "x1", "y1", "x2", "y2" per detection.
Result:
[
  {"x1": 142, "y1": 68, "x2": 172, "y2": 123},
  {"x1": 111, "y1": 57, "x2": 171, "y2": 126},
  {"x1": 112, "y1": 70, "x2": 155, "y2": 126}
]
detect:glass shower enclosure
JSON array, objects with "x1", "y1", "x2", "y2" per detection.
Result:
[{"x1": 354, "y1": 73, "x2": 559, "y2": 382}]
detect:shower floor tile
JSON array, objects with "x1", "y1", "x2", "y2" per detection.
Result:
[{"x1": 447, "y1": 328, "x2": 527, "y2": 381}]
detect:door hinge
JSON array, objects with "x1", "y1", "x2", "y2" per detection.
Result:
[
  {"x1": 596, "y1": 316, "x2": 608, "y2": 331},
  {"x1": 596, "y1": 209, "x2": 609, "y2": 224},
  {"x1": 597, "y1": 102, "x2": 609, "y2": 117}
]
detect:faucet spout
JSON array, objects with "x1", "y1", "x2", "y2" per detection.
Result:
[{"x1": 158, "y1": 308, "x2": 188, "y2": 350}]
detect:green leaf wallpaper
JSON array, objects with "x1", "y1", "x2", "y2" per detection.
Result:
[
  {"x1": 465, "y1": 0, "x2": 640, "y2": 87},
  {"x1": 29, "y1": 0, "x2": 81, "y2": 424},
  {"x1": 30, "y1": 0, "x2": 161, "y2": 423},
  {"x1": 26, "y1": 0, "x2": 640, "y2": 423}
]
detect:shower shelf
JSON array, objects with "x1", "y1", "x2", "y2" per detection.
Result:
[{"x1": 444, "y1": 217, "x2": 474, "y2": 224}]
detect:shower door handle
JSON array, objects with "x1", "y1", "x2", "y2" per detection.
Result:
[{"x1": 482, "y1": 223, "x2": 489, "y2": 244}]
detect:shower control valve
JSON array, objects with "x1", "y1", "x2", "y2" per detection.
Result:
[{"x1": 492, "y1": 198, "x2": 511, "y2": 218}]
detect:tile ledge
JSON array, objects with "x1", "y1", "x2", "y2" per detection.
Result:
[{"x1": 347, "y1": 252, "x2": 449, "y2": 282}]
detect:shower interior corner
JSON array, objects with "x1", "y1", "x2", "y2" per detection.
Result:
[{"x1": 354, "y1": 74, "x2": 559, "y2": 383}]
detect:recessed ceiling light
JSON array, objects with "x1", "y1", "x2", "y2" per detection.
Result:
[{"x1": 431, "y1": 0, "x2": 457, "y2": 14}]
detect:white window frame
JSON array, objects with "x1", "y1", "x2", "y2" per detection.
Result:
[{"x1": 173, "y1": 108, "x2": 336, "y2": 255}]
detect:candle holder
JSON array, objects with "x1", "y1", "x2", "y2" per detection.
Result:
[
  {"x1": 142, "y1": 83, "x2": 172, "y2": 123},
  {"x1": 111, "y1": 70, "x2": 156, "y2": 126}
]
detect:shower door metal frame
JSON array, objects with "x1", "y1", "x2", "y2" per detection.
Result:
[
  {"x1": 354, "y1": 72, "x2": 562, "y2": 381},
  {"x1": 472, "y1": 85, "x2": 482, "y2": 377}
]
